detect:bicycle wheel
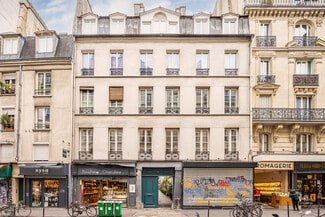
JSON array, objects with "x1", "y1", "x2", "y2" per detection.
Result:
[
  {"x1": 86, "y1": 206, "x2": 97, "y2": 217},
  {"x1": 1, "y1": 206, "x2": 15, "y2": 217},
  {"x1": 67, "y1": 206, "x2": 80, "y2": 217},
  {"x1": 18, "y1": 205, "x2": 32, "y2": 217}
]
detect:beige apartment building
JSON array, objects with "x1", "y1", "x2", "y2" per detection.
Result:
[
  {"x1": 245, "y1": 0, "x2": 325, "y2": 206},
  {"x1": 71, "y1": 0, "x2": 254, "y2": 208},
  {"x1": 0, "y1": 30, "x2": 73, "y2": 207}
]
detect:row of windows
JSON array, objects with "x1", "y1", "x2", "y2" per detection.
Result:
[{"x1": 80, "y1": 87, "x2": 239, "y2": 114}]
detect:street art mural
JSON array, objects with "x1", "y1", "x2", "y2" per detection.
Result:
[{"x1": 183, "y1": 168, "x2": 253, "y2": 206}]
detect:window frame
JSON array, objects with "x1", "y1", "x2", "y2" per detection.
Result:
[
  {"x1": 195, "y1": 128, "x2": 209, "y2": 153},
  {"x1": 35, "y1": 107, "x2": 50, "y2": 130},
  {"x1": 166, "y1": 128, "x2": 179, "y2": 153},
  {"x1": 36, "y1": 72, "x2": 51, "y2": 95},
  {"x1": 259, "y1": 133, "x2": 271, "y2": 152},
  {"x1": 3, "y1": 38, "x2": 18, "y2": 55},
  {"x1": 139, "y1": 128, "x2": 152, "y2": 153},
  {"x1": 296, "y1": 134, "x2": 312, "y2": 153},
  {"x1": 80, "y1": 128, "x2": 93, "y2": 152},
  {"x1": 224, "y1": 88, "x2": 238, "y2": 113},
  {"x1": 109, "y1": 128, "x2": 123, "y2": 152},
  {"x1": 225, "y1": 128, "x2": 238, "y2": 153}
]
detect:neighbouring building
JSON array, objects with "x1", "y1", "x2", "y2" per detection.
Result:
[
  {"x1": 0, "y1": 30, "x2": 73, "y2": 207},
  {"x1": 72, "y1": 0, "x2": 254, "y2": 208},
  {"x1": 0, "y1": 0, "x2": 47, "y2": 36},
  {"x1": 245, "y1": 0, "x2": 325, "y2": 206}
]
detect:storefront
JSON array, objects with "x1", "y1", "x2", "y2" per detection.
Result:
[
  {"x1": 182, "y1": 162, "x2": 256, "y2": 208},
  {"x1": 19, "y1": 164, "x2": 69, "y2": 208},
  {"x1": 0, "y1": 165, "x2": 12, "y2": 204},
  {"x1": 71, "y1": 163, "x2": 136, "y2": 208},
  {"x1": 254, "y1": 161, "x2": 293, "y2": 206},
  {"x1": 293, "y1": 162, "x2": 325, "y2": 204}
]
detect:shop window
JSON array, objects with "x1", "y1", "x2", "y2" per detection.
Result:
[
  {"x1": 81, "y1": 179, "x2": 128, "y2": 206},
  {"x1": 32, "y1": 180, "x2": 59, "y2": 207}
]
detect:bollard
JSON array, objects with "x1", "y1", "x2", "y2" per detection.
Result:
[{"x1": 287, "y1": 201, "x2": 290, "y2": 217}]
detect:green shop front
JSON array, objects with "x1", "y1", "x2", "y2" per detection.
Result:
[
  {"x1": 19, "y1": 164, "x2": 69, "y2": 208},
  {"x1": 0, "y1": 165, "x2": 12, "y2": 203}
]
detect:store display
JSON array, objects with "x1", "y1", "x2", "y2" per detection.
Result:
[
  {"x1": 44, "y1": 180, "x2": 59, "y2": 207},
  {"x1": 254, "y1": 182, "x2": 281, "y2": 196}
]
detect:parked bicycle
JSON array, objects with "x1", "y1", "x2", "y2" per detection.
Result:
[
  {"x1": 230, "y1": 193, "x2": 263, "y2": 217},
  {"x1": 0, "y1": 201, "x2": 32, "y2": 217},
  {"x1": 67, "y1": 200, "x2": 97, "y2": 217}
]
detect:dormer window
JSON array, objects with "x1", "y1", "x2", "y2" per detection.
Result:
[
  {"x1": 153, "y1": 13, "x2": 167, "y2": 33},
  {"x1": 195, "y1": 18, "x2": 209, "y2": 34},
  {"x1": 3, "y1": 38, "x2": 18, "y2": 55},
  {"x1": 223, "y1": 18, "x2": 237, "y2": 34},
  {"x1": 83, "y1": 18, "x2": 97, "y2": 34},
  {"x1": 110, "y1": 19, "x2": 125, "y2": 34},
  {"x1": 38, "y1": 36, "x2": 53, "y2": 53}
]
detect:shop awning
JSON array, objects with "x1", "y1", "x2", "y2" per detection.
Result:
[{"x1": 0, "y1": 165, "x2": 12, "y2": 179}]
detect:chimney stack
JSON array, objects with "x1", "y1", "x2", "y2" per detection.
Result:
[
  {"x1": 175, "y1": 6, "x2": 186, "y2": 15},
  {"x1": 134, "y1": 3, "x2": 145, "y2": 16}
]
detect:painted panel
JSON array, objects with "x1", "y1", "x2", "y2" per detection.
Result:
[
  {"x1": 183, "y1": 168, "x2": 253, "y2": 206},
  {"x1": 142, "y1": 176, "x2": 158, "y2": 208}
]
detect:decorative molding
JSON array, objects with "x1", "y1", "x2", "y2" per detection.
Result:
[
  {"x1": 294, "y1": 88, "x2": 317, "y2": 95},
  {"x1": 317, "y1": 125, "x2": 325, "y2": 143},
  {"x1": 289, "y1": 124, "x2": 300, "y2": 143},
  {"x1": 253, "y1": 124, "x2": 263, "y2": 143},
  {"x1": 273, "y1": 124, "x2": 283, "y2": 143},
  {"x1": 254, "y1": 83, "x2": 279, "y2": 96}
]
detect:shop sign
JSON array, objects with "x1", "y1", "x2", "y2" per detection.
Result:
[
  {"x1": 19, "y1": 164, "x2": 68, "y2": 176},
  {"x1": 295, "y1": 162, "x2": 325, "y2": 171},
  {"x1": 79, "y1": 168, "x2": 129, "y2": 176},
  {"x1": 257, "y1": 162, "x2": 294, "y2": 170}
]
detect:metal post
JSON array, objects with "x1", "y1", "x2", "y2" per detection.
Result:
[
  {"x1": 207, "y1": 200, "x2": 210, "y2": 217},
  {"x1": 318, "y1": 204, "x2": 320, "y2": 217},
  {"x1": 287, "y1": 202, "x2": 290, "y2": 217},
  {"x1": 43, "y1": 196, "x2": 45, "y2": 217}
]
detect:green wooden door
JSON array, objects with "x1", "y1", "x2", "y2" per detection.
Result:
[{"x1": 142, "y1": 176, "x2": 158, "y2": 208}]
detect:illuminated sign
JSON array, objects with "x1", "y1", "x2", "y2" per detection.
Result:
[{"x1": 257, "y1": 162, "x2": 294, "y2": 170}]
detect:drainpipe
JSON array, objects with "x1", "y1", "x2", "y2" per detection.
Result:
[
  {"x1": 248, "y1": 37, "x2": 253, "y2": 162},
  {"x1": 15, "y1": 65, "x2": 22, "y2": 162}
]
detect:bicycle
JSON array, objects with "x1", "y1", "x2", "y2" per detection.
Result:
[
  {"x1": 0, "y1": 201, "x2": 32, "y2": 217},
  {"x1": 230, "y1": 193, "x2": 263, "y2": 217},
  {"x1": 67, "y1": 201, "x2": 97, "y2": 217}
]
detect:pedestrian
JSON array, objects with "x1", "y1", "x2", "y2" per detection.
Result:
[{"x1": 289, "y1": 189, "x2": 300, "y2": 211}]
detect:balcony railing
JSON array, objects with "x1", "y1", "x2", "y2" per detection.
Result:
[
  {"x1": 245, "y1": 0, "x2": 325, "y2": 7},
  {"x1": 138, "y1": 151, "x2": 152, "y2": 160},
  {"x1": 293, "y1": 74, "x2": 318, "y2": 86},
  {"x1": 108, "y1": 151, "x2": 122, "y2": 160},
  {"x1": 256, "y1": 36, "x2": 276, "y2": 47},
  {"x1": 225, "y1": 68, "x2": 238, "y2": 76},
  {"x1": 80, "y1": 107, "x2": 94, "y2": 114},
  {"x1": 140, "y1": 68, "x2": 153, "y2": 76},
  {"x1": 195, "y1": 151, "x2": 209, "y2": 160},
  {"x1": 257, "y1": 75, "x2": 276, "y2": 83},
  {"x1": 139, "y1": 107, "x2": 153, "y2": 114},
  {"x1": 196, "y1": 68, "x2": 209, "y2": 76},
  {"x1": 34, "y1": 88, "x2": 51, "y2": 96},
  {"x1": 225, "y1": 151, "x2": 239, "y2": 160},
  {"x1": 166, "y1": 68, "x2": 179, "y2": 75},
  {"x1": 225, "y1": 107, "x2": 239, "y2": 114},
  {"x1": 294, "y1": 36, "x2": 317, "y2": 47},
  {"x1": 253, "y1": 108, "x2": 325, "y2": 121},
  {"x1": 109, "y1": 107, "x2": 123, "y2": 114},
  {"x1": 81, "y1": 68, "x2": 94, "y2": 76},
  {"x1": 35, "y1": 122, "x2": 50, "y2": 130},
  {"x1": 79, "y1": 151, "x2": 93, "y2": 160},
  {"x1": 165, "y1": 107, "x2": 179, "y2": 114},
  {"x1": 110, "y1": 68, "x2": 123, "y2": 76},
  {"x1": 165, "y1": 151, "x2": 179, "y2": 160},
  {"x1": 0, "y1": 83, "x2": 15, "y2": 95},
  {"x1": 196, "y1": 107, "x2": 210, "y2": 114}
]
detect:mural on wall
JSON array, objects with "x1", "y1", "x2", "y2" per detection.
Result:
[{"x1": 183, "y1": 168, "x2": 253, "y2": 206}]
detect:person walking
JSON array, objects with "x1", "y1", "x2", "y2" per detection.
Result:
[{"x1": 289, "y1": 189, "x2": 300, "y2": 211}]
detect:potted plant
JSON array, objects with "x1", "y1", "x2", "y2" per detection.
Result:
[{"x1": 0, "y1": 113, "x2": 14, "y2": 131}]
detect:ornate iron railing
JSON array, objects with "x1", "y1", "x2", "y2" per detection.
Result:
[
  {"x1": 196, "y1": 107, "x2": 210, "y2": 114},
  {"x1": 225, "y1": 107, "x2": 239, "y2": 114},
  {"x1": 196, "y1": 68, "x2": 209, "y2": 76},
  {"x1": 225, "y1": 68, "x2": 238, "y2": 76},
  {"x1": 109, "y1": 107, "x2": 123, "y2": 114},
  {"x1": 79, "y1": 151, "x2": 93, "y2": 160},
  {"x1": 34, "y1": 88, "x2": 51, "y2": 95},
  {"x1": 81, "y1": 68, "x2": 94, "y2": 76},
  {"x1": 110, "y1": 68, "x2": 123, "y2": 76},
  {"x1": 256, "y1": 36, "x2": 276, "y2": 47},
  {"x1": 140, "y1": 68, "x2": 153, "y2": 76},
  {"x1": 294, "y1": 36, "x2": 317, "y2": 47},
  {"x1": 293, "y1": 74, "x2": 318, "y2": 86},
  {"x1": 245, "y1": 0, "x2": 325, "y2": 7},
  {"x1": 257, "y1": 75, "x2": 275, "y2": 83},
  {"x1": 253, "y1": 108, "x2": 325, "y2": 121},
  {"x1": 166, "y1": 68, "x2": 179, "y2": 75},
  {"x1": 165, "y1": 107, "x2": 180, "y2": 114},
  {"x1": 139, "y1": 106, "x2": 153, "y2": 114},
  {"x1": 80, "y1": 107, "x2": 94, "y2": 114}
]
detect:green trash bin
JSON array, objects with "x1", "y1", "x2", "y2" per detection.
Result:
[
  {"x1": 114, "y1": 201, "x2": 122, "y2": 217},
  {"x1": 106, "y1": 201, "x2": 114, "y2": 217},
  {"x1": 97, "y1": 201, "x2": 105, "y2": 217}
]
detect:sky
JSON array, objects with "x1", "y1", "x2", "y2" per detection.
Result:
[{"x1": 29, "y1": 0, "x2": 216, "y2": 34}]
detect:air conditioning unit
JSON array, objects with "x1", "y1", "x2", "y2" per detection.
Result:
[
  {"x1": 231, "y1": 152, "x2": 239, "y2": 160},
  {"x1": 195, "y1": 153, "x2": 202, "y2": 160},
  {"x1": 115, "y1": 153, "x2": 122, "y2": 160},
  {"x1": 109, "y1": 153, "x2": 116, "y2": 160},
  {"x1": 165, "y1": 153, "x2": 172, "y2": 160},
  {"x1": 172, "y1": 153, "x2": 179, "y2": 160},
  {"x1": 202, "y1": 153, "x2": 209, "y2": 160},
  {"x1": 225, "y1": 153, "x2": 232, "y2": 160},
  {"x1": 139, "y1": 153, "x2": 146, "y2": 160},
  {"x1": 145, "y1": 153, "x2": 152, "y2": 160}
]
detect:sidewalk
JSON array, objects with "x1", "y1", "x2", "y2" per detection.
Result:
[{"x1": 29, "y1": 205, "x2": 325, "y2": 217}]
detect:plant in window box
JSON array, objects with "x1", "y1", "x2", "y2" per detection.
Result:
[
  {"x1": 0, "y1": 82, "x2": 13, "y2": 94},
  {"x1": 0, "y1": 114, "x2": 14, "y2": 131}
]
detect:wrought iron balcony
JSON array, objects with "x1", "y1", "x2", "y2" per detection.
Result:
[
  {"x1": 80, "y1": 107, "x2": 94, "y2": 114},
  {"x1": 293, "y1": 74, "x2": 318, "y2": 86},
  {"x1": 165, "y1": 151, "x2": 179, "y2": 160},
  {"x1": 294, "y1": 36, "x2": 317, "y2": 47},
  {"x1": 110, "y1": 68, "x2": 123, "y2": 76},
  {"x1": 108, "y1": 151, "x2": 122, "y2": 160},
  {"x1": 165, "y1": 107, "x2": 179, "y2": 114},
  {"x1": 225, "y1": 107, "x2": 239, "y2": 114},
  {"x1": 245, "y1": 0, "x2": 325, "y2": 7},
  {"x1": 253, "y1": 108, "x2": 325, "y2": 121},
  {"x1": 35, "y1": 122, "x2": 50, "y2": 130},
  {"x1": 79, "y1": 151, "x2": 93, "y2": 160},
  {"x1": 256, "y1": 36, "x2": 276, "y2": 47},
  {"x1": 225, "y1": 68, "x2": 238, "y2": 76},
  {"x1": 81, "y1": 68, "x2": 94, "y2": 76},
  {"x1": 196, "y1": 68, "x2": 209, "y2": 76},
  {"x1": 0, "y1": 83, "x2": 15, "y2": 95},
  {"x1": 139, "y1": 106, "x2": 153, "y2": 114},
  {"x1": 257, "y1": 75, "x2": 275, "y2": 83},
  {"x1": 109, "y1": 107, "x2": 123, "y2": 114},
  {"x1": 140, "y1": 68, "x2": 153, "y2": 76},
  {"x1": 195, "y1": 151, "x2": 209, "y2": 160},
  {"x1": 166, "y1": 68, "x2": 179, "y2": 75},
  {"x1": 138, "y1": 150, "x2": 152, "y2": 160},
  {"x1": 225, "y1": 151, "x2": 239, "y2": 160},
  {"x1": 196, "y1": 107, "x2": 210, "y2": 114},
  {"x1": 34, "y1": 88, "x2": 51, "y2": 96}
]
